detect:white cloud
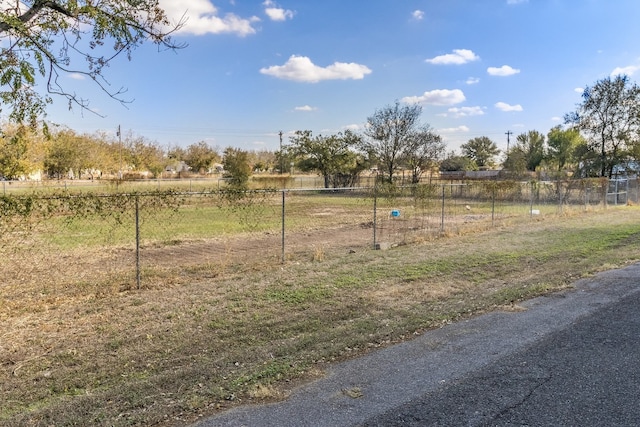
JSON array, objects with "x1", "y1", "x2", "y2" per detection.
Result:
[
  {"x1": 412, "y1": 10, "x2": 425, "y2": 20},
  {"x1": 445, "y1": 106, "x2": 485, "y2": 118},
  {"x1": 260, "y1": 55, "x2": 372, "y2": 83},
  {"x1": 343, "y1": 124, "x2": 362, "y2": 131},
  {"x1": 401, "y1": 89, "x2": 465, "y2": 106},
  {"x1": 68, "y1": 73, "x2": 85, "y2": 80},
  {"x1": 466, "y1": 77, "x2": 480, "y2": 85},
  {"x1": 294, "y1": 105, "x2": 316, "y2": 111},
  {"x1": 507, "y1": 0, "x2": 528, "y2": 4},
  {"x1": 439, "y1": 126, "x2": 470, "y2": 134},
  {"x1": 263, "y1": 0, "x2": 294, "y2": 21},
  {"x1": 159, "y1": 0, "x2": 260, "y2": 36},
  {"x1": 611, "y1": 65, "x2": 640, "y2": 77},
  {"x1": 495, "y1": 102, "x2": 523, "y2": 112},
  {"x1": 487, "y1": 65, "x2": 520, "y2": 76},
  {"x1": 551, "y1": 116, "x2": 562, "y2": 122},
  {"x1": 574, "y1": 87, "x2": 584, "y2": 93},
  {"x1": 426, "y1": 49, "x2": 480, "y2": 65}
]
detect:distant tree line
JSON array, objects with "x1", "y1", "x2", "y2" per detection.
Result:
[
  {"x1": 3, "y1": 75, "x2": 640, "y2": 186},
  {"x1": 0, "y1": 124, "x2": 275, "y2": 181}
]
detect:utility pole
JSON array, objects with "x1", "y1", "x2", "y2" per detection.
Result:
[
  {"x1": 279, "y1": 130, "x2": 283, "y2": 174},
  {"x1": 505, "y1": 130, "x2": 513, "y2": 154}
]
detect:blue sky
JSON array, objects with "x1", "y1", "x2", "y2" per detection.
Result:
[{"x1": 45, "y1": 0, "x2": 640, "y2": 154}]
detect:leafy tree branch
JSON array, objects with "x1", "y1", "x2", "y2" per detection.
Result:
[{"x1": 0, "y1": 1, "x2": 186, "y2": 125}]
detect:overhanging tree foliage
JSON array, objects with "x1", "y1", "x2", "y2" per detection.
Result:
[
  {"x1": 565, "y1": 75, "x2": 640, "y2": 177},
  {"x1": 0, "y1": 1, "x2": 184, "y2": 125}
]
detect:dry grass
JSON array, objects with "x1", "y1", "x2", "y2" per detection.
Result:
[{"x1": 2, "y1": 206, "x2": 640, "y2": 426}]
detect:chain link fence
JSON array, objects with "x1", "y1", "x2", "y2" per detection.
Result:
[{"x1": 1, "y1": 178, "x2": 637, "y2": 293}]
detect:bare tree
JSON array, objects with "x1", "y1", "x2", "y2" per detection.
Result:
[
  {"x1": 362, "y1": 101, "x2": 423, "y2": 183},
  {"x1": 403, "y1": 126, "x2": 445, "y2": 183}
]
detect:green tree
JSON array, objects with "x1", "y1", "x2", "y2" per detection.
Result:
[
  {"x1": 124, "y1": 133, "x2": 165, "y2": 178},
  {"x1": 565, "y1": 75, "x2": 640, "y2": 177},
  {"x1": 362, "y1": 101, "x2": 423, "y2": 183},
  {"x1": 504, "y1": 130, "x2": 545, "y2": 174},
  {"x1": 89, "y1": 136, "x2": 119, "y2": 178},
  {"x1": 0, "y1": 1, "x2": 184, "y2": 125},
  {"x1": 439, "y1": 152, "x2": 477, "y2": 172},
  {"x1": 184, "y1": 141, "x2": 220, "y2": 174},
  {"x1": 628, "y1": 139, "x2": 640, "y2": 169},
  {"x1": 288, "y1": 130, "x2": 364, "y2": 188},
  {"x1": 518, "y1": 130, "x2": 545, "y2": 171},
  {"x1": 546, "y1": 126, "x2": 583, "y2": 175},
  {"x1": 461, "y1": 136, "x2": 500, "y2": 169},
  {"x1": 223, "y1": 147, "x2": 251, "y2": 188},
  {"x1": 502, "y1": 148, "x2": 528, "y2": 176},
  {"x1": 44, "y1": 129, "x2": 112, "y2": 179},
  {"x1": 44, "y1": 129, "x2": 84, "y2": 179},
  {"x1": 167, "y1": 146, "x2": 186, "y2": 161},
  {"x1": 274, "y1": 146, "x2": 295, "y2": 174},
  {"x1": 0, "y1": 124, "x2": 45, "y2": 179},
  {"x1": 403, "y1": 126, "x2": 445, "y2": 183}
]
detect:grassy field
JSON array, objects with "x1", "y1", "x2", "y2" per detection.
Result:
[{"x1": 1, "y1": 200, "x2": 640, "y2": 426}]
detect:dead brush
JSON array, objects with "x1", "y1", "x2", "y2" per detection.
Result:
[
  {"x1": 249, "y1": 383, "x2": 285, "y2": 401},
  {"x1": 312, "y1": 245, "x2": 325, "y2": 262}
]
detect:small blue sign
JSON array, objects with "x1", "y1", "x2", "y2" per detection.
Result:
[{"x1": 391, "y1": 209, "x2": 400, "y2": 217}]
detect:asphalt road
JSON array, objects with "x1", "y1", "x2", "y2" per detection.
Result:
[{"x1": 194, "y1": 263, "x2": 640, "y2": 427}]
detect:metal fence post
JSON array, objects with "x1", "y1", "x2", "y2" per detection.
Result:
[
  {"x1": 440, "y1": 185, "x2": 445, "y2": 232},
  {"x1": 530, "y1": 181, "x2": 535, "y2": 218},
  {"x1": 281, "y1": 190, "x2": 285, "y2": 264},
  {"x1": 373, "y1": 191, "x2": 378, "y2": 249},
  {"x1": 585, "y1": 185, "x2": 589, "y2": 210},
  {"x1": 135, "y1": 195, "x2": 141, "y2": 289},
  {"x1": 558, "y1": 180, "x2": 563, "y2": 214},
  {"x1": 625, "y1": 178, "x2": 629, "y2": 205},
  {"x1": 491, "y1": 183, "x2": 496, "y2": 226}
]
